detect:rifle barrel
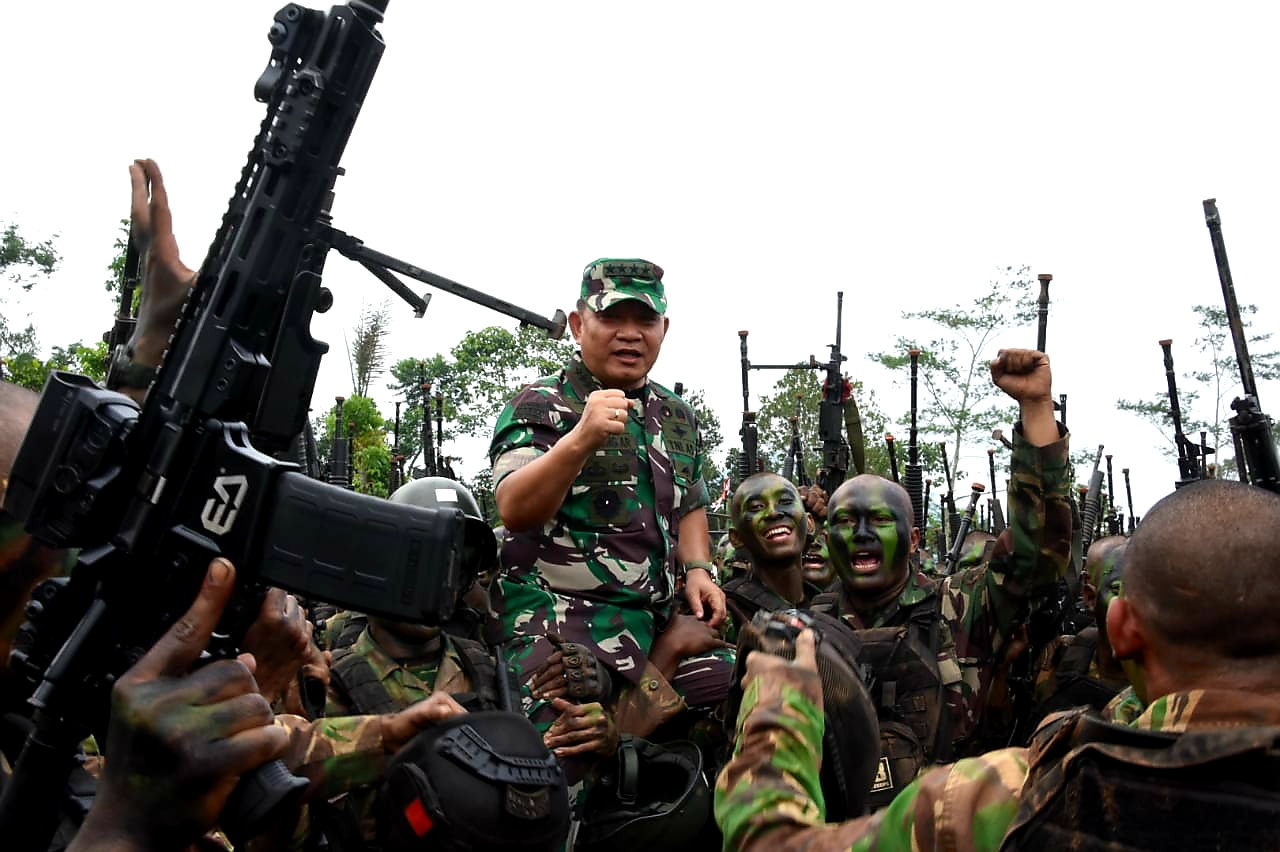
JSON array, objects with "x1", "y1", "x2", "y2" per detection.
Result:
[
  {"x1": 1037, "y1": 273, "x2": 1052, "y2": 353},
  {"x1": 1203, "y1": 200, "x2": 1258, "y2": 398}
]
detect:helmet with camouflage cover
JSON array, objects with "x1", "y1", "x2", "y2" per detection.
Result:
[
  {"x1": 390, "y1": 477, "x2": 498, "y2": 583},
  {"x1": 376, "y1": 710, "x2": 570, "y2": 852},
  {"x1": 580, "y1": 258, "x2": 666, "y2": 314}
]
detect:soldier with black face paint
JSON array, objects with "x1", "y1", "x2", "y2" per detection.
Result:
[
  {"x1": 812, "y1": 348, "x2": 1071, "y2": 807},
  {"x1": 720, "y1": 473, "x2": 827, "y2": 643}
]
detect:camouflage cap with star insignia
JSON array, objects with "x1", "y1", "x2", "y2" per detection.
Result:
[{"x1": 580, "y1": 258, "x2": 667, "y2": 315}]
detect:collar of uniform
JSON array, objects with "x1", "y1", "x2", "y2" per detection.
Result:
[
  {"x1": 1133, "y1": 688, "x2": 1280, "y2": 733},
  {"x1": 565, "y1": 351, "x2": 653, "y2": 403}
]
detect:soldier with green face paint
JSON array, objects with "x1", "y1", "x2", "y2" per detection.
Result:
[
  {"x1": 811, "y1": 348, "x2": 1072, "y2": 806},
  {"x1": 716, "y1": 478, "x2": 1280, "y2": 851},
  {"x1": 720, "y1": 473, "x2": 827, "y2": 643},
  {"x1": 489, "y1": 259, "x2": 730, "y2": 776}
]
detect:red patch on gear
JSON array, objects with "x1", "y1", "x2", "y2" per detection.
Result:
[{"x1": 404, "y1": 799, "x2": 434, "y2": 836}]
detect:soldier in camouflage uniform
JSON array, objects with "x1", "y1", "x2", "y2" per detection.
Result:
[
  {"x1": 716, "y1": 478, "x2": 1280, "y2": 851},
  {"x1": 809, "y1": 348, "x2": 1071, "y2": 804},
  {"x1": 488, "y1": 259, "x2": 730, "y2": 761},
  {"x1": 721, "y1": 473, "x2": 827, "y2": 644}
]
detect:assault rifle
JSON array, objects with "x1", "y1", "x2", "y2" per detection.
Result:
[
  {"x1": 1123, "y1": 467, "x2": 1137, "y2": 531},
  {"x1": 1203, "y1": 199, "x2": 1280, "y2": 493},
  {"x1": 389, "y1": 400, "x2": 403, "y2": 492},
  {"x1": 419, "y1": 369, "x2": 436, "y2": 478},
  {"x1": 938, "y1": 441, "x2": 959, "y2": 550},
  {"x1": 0, "y1": 4, "x2": 512, "y2": 845}
]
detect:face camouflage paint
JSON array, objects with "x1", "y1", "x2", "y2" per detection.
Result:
[
  {"x1": 827, "y1": 476, "x2": 914, "y2": 597},
  {"x1": 731, "y1": 474, "x2": 807, "y2": 565}
]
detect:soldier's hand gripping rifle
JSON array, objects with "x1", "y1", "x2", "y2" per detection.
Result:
[
  {"x1": 905, "y1": 348, "x2": 925, "y2": 537},
  {"x1": 1203, "y1": 199, "x2": 1280, "y2": 493},
  {"x1": 0, "y1": 4, "x2": 490, "y2": 846},
  {"x1": 738, "y1": 330, "x2": 759, "y2": 483},
  {"x1": 1159, "y1": 339, "x2": 1205, "y2": 487},
  {"x1": 943, "y1": 483, "x2": 985, "y2": 574}
]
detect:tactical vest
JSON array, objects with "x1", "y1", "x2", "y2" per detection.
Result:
[
  {"x1": 1001, "y1": 707, "x2": 1280, "y2": 851},
  {"x1": 811, "y1": 591, "x2": 951, "y2": 810},
  {"x1": 329, "y1": 635, "x2": 503, "y2": 715},
  {"x1": 722, "y1": 577, "x2": 801, "y2": 628}
]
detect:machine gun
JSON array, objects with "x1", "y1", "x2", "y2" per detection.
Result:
[
  {"x1": 328, "y1": 396, "x2": 353, "y2": 488},
  {"x1": 781, "y1": 394, "x2": 811, "y2": 487},
  {"x1": 1080, "y1": 445, "x2": 1105, "y2": 557},
  {"x1": 0, "y1": 4, "x2": 529, "y2": 844},
  {"x1": 904, "y1": 348, "x2": 925, "y2": 536},
  {"x1": 816, "y1": 292, "x2": 852, "y2": 494},
  {"x1": 885, "y1": 433, "x2": 900, "y2": 483},
  {"x1": 1159, "y1": 339, "x2": 1206, "y2": 487},
  {"x1": 987, "y1": 447, "x2": 1006, "y2": 534},
  {"x1": 1123, "y1": 467, "x2": 1137, "y2": 532},
  {"x1": 418, "y1": 369, "x2": 437, "y2": 478},
  {"x1": 737, "y1": 330, "x2": 759, "y2": 482},
  {"x1": 938, "y1": 441, "x2": 959, "y2": 550},
  {"x1": 943, "y1": 483, "x2": 985, "y2": 574},
  {"x1": 1203, "y1": 199, "x2": 1280, "y2": 493}
]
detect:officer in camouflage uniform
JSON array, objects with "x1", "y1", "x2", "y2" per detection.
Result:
[
  {"x1": 809, "y1": 348, "x2": 1071, "y2": 805},
  {"x1": 488, "y1": 259, "x2": 729, "y2": 751},
  {"x1": 715, "y1": 478, "x2": 1280, "y2": 851}
]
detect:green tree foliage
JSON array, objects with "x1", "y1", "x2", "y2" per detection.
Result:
[
  {"x1": 1117, "y1": 304, "x2": 1280, "y2": 477},
  {"x1": 872, "y1": 266, "x2": 1034, "y2": 490},
  {"x1": 389, "y1": 324, "x2": 575, "y2": 451},
  {"x1": 314, "y1": 394, "x2": 391, "y2": 496},
  {"x1": 2, "y1": 222, "x2": 112, "y2": 390},
  {"x1": 682, "y1": 387, "x2": 724, "y2": 492}
]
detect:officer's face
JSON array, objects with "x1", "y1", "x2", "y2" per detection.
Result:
[
  {"x1": 731, "y1": 474, "x2": 808, "y2": 564},
  {"x1": 570, "y1": 301, "x2": 668, "y2": 390},
  {"x1": 827, "y1": 475, "x2": 917, "y2": 597}
]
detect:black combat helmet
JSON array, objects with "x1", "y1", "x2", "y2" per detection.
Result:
[
  {"x1": 389, "y1": 477, "x2": 497, "y2": 583},
  {"x1": 730, "y1": 609, "x2": 881, "y2": 821},
  {"x1": 575, "y1": 736, "x2": 713, "y2": 852},
  {"x1": 376, "y1": 710, "x2": 570, "y2": 852}
]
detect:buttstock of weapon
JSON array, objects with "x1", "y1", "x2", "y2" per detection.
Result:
[{"x1": 1036, "y1": 273, "x2": 1052, "y2": 353}]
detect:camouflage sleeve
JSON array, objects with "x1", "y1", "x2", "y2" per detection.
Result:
[
  {"x1": 275, "y1": 713, "x2": 386, "y2": 801},
  {"x1": 677, "y1": 419, "x2": 710, "y2": 516},
  {"x1": 612, "y1": 660, "x2": 687, "y2": 737},
  {"x1": 951, "y1": 423, "x2": 1072, "y2": 644},
  {"x1": 489, "y1": 388, "x2": 564, "y2": 487},
  {"x1": 714, "y1": 660, "x2": 1029, "y2": 852}
]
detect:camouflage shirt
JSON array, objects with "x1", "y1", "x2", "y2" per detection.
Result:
[
  {"x1": 821, "y1": 424, "x2": 1072, "y2": 750},
  {"x1": 489, "y1": 353, "x2": 708, "y2": 682},
  {"x1": 325, "y1": 627, "x2": 475, "y2": 716},
  {"x1": 715, "y1": 664, "x2": 1280, "y2": 851}
]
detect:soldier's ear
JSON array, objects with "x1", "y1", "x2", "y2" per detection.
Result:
[
  {"x1": 727, "y1": 528, "x2": 743, "y2": 549},
  {"x1": 1107, "y1": 597, "x2": 1145, "y2": 661},
  {"x1": 909, "y1": 525, "x2": 921, "y2": 554},
  {"x1": 568, "y1": 310, "x2": 584, "y2": 342}
]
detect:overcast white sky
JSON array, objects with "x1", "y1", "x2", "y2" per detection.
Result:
[{"x1": 4, "y1": 1, "x2": 1279, "y2": 519}]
